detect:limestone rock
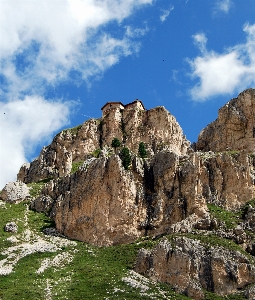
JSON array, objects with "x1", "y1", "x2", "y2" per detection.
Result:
[
  {"x1": 197, "y1": 88, "x2": 255, "y2": 152},
  {"x1": 4, "y1": 222, "x2": 18, "y2": 233},
  {"x1": 29, "y1": 146, "x2": 255, "y2": 245},
  {"x1": 17, "y1": 105, "x2": 190, "y2": 184},
  {"x1": 135, "y1": 237, "x2": 255, "y2": 299},
  {"x1": 0, "y1": 181, "x2": 30, "y2": 203},
  {"x1": 30, "y1": 152, "x2": 209, "y2": 246}
]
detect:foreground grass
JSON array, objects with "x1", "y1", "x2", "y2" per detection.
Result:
[
  {"x1": 0, "y1": 201, "x2": 252, "y2": 300},
  {"x1": 0, "y1": 202, "x2": 190, "y2": 300}
]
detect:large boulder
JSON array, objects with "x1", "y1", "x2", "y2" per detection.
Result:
[{"x1": 0, "y1": 181, "x2": 30, "y2": 203}]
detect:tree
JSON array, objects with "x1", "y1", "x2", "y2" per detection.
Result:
[
  {"x1": 121, "y1": 147, "x2": 131, "y2": 170},
  {"x1": 111, "y1": 137, "x2": 121, "y2": 153},
  {"x1": 138, "y1": 142, "x2": 147, "y2": 158}
]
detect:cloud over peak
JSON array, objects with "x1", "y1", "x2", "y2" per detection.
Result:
[{"x1": 189, "y1": 23, "x2": 255, "y2": 101}]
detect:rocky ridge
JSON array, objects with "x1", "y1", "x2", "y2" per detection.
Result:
[{"x1": 2, "y1": 88, "x2": 255, "y2": 299}]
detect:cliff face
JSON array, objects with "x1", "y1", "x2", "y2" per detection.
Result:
[
  {"x1": 197, "y1": 89, "x2": 255, "y2": 152},
  {"x1": 135, "y1": 237, "x2": 255, "y2": 299},
  {"x1": 30, "y1": 152, "x2": 209, "y2": 246},
  {"x1": 29, "y1": 149, "x2": 255, "y2": 246}
]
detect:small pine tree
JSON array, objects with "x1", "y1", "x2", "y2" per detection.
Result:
[
  {"x1": 121, "y1": 147, "x2": 131, "y2": 170},
  {"x1": 111, "y1": 138, "x2": 121, "y2": 153},
  {"x1": 138, "y1": 142, "x2": 147, "y2": 158}
]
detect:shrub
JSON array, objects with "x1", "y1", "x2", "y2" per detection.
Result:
[
  {"x1": 138, "y1": 142, "x2": 147, "y2": 158},
  {"x1": 121, "y1": 147, "x2": 131, "y2": 170},
  {"x1": 111, "y1": 137, "x2": 121, "y2": 153}
]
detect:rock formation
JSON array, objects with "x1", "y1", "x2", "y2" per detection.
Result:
[
  {"x1": 17, "y1": 104, "x2": 189, "y2": 184},
  {"x1": 196, "y1": 88, "x2": 255, "y2": 152},
  {"x1": 135, "y1": 237, "x2": 255, "y2": 299},
  {"x1": 2, "y1": 89, "x2": 255, "y2": 299},
  {"x1": 0, "y1": 181, "x2": 30, "y2": 203}
]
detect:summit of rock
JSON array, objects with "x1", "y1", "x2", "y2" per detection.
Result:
[{"x1": 196, "y1": 88, "x2": 255, "y2": 152}]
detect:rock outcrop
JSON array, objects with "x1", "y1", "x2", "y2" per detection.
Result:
[
  {"x1": 30, "y1": 152, "x2": 209, "y2": 246},
  {"x1": 0, "y1": 181, "x2": 30, "y2": 203},
  {"x1": 29, "y1": 148, "x2": 255, "y2": 245},
  {"x1": 197, "y1": 88, "x2": 255, "y2": 152},
  {"x1": 4, "y1": 222, "x2": 18, "y2": 233},
  {"x1": 135, "y1": 237, "x2": 255, "y2": 299},
  {"x1": 17, "y1": 105, "x2": 189, "y2": 183}
]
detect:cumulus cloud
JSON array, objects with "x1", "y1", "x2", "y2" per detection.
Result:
[
  {"x1": 0, "y1": 96, "x2": 70, "y2": 188},
  {"x1": 0, "y1": 0, "x2": 153, "y2": 99},
  {"x1": 160, "y1": 6, "x2": 174, "y2": 23},
  {"x1": 214, "y1": 0, "x2": 232, "y2": 14},
  {"x1": 189, "y1": 23, "x2": 255, "y2": 101},
  {"x1": 0, "y1": 0, "x2": 153, "y2": 188}
]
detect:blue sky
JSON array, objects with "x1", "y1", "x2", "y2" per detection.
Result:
[{"x1": 0, "y1": 0, "x2": 255, "y2": 188}]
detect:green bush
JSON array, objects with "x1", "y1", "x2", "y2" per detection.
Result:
[
  {"x1": 111, "y1": 137, "x2": 121, "y2": 154},
  {"x1": 111, "y1": 137, "x2": 121, "y2": 148},
  {"x1": 121, "y1": 147, "x2": 131, "y2": 170},
  {"x1": 138, "y1": 142, "x2": 147, "y2": 158}
]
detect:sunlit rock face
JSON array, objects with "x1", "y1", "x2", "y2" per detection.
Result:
[
  {"x1": 135, "y1": 237, "x2": 255, "y2": 300},
  {"x1": 4, "y1": 89, "x2": 255, "y2": 299},
  {"x1": 17, "y1": 103, "x2": 189, "y2": 184},
  {"x1": 30, "y1": 153, "x2": 208, "y2": 246},
  {"x1": 196, "y1": 89, "x2": 255, "y2": 153}
]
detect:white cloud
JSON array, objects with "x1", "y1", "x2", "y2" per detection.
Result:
[
  {"x1": 0, "y1": 0, "x2": 153, "y2": 187},
  {"x1": 160, "y1": 6, "x2": 174, "y2": 23},
  {"x1": 0, "y1": 0, "x2": 153, "y2": 99},
  {"x1": 0, "y1": 96, "x2": 70, "y2": 188},
  {"x1": 214, "y1": 0, "x2": 232, "y2": 14},
  {"x1": 189, "y1": 23, "x2": 255, "y2": 101},
  {"x1": 192, "y1": 33, "x2": 208, "y2": 54}
]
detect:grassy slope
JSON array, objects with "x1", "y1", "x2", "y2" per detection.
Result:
[
  {"x1": 0, "y1": 198, "x2": 252, "y2": 299},
  {"x1": 0, "y1": 201, "x2": 190, "y2": 300}
]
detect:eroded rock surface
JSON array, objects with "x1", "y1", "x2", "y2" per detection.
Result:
[
  {"x1": 17, "y1": 105, "x2": 189, "y2": 183},
  {"x1": 197, "y1": 88, "x2": 255, "y2": 152},
  {"x1": 4, "y1": 222, "x2": 18, "y2": 233},
  {"x1": 135, "y1": 237, "x2": 255, "y2": 299},
  {"x1": 30, "y1": 148, "x2": 255, "y2": 245},
  {"x1": 0, "y1": 181, "x2": 30, "y2": 203}
]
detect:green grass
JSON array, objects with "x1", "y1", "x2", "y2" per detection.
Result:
[
  {"x1": 62, "y1": 125, "x2": 82, "y2": 136},
  {"x1": 0, "y1": 202, "x2": 191, "y2": 300},
  {"x1": 27, "y1": 178, "x2": 53, "y2": 198},
  {"x1": 1, "y1": 201, "x2": 254, "y2": 299},
  {"x1": 71, "y1": 161, "x2": 84, "y2": 174},
  {"x1": 207, "y1": 203, "x2": 241, "y2": 229},
  {"x1": 91, "y1": 149, "x2": 101, "y2": 158}
]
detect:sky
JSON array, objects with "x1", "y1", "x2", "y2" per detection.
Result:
[{"x1": 0, "y1": 0, "x2": 255, "y2": 188}]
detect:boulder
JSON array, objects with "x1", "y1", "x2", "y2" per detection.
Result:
[
  {"x1": 4, "y1": 222, "x2": 18, "y2": 233},
  {"x1": 0, "y1": 181, "x2": 30, "y2": 203}
]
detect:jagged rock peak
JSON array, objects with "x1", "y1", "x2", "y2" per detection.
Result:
[
  {"x1": 17, "y1": 102, "x2": 190, "y2": 184},
  {"x1": 196, "y1": 88, "x2": 255, "y2": 152}
]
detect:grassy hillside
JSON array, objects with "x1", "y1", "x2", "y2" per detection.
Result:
[{"x1": 0, "y1": 200, "x2": 249, "y2": 299}]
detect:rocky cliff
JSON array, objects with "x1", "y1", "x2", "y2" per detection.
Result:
[
  {"x1": 196, "y1": 88, "x2": 255, "y2": 152},
  {"x1": 2, "y1": 89, "x2": 255, "y2": 299},
  {"x1": 17, "y1": 105, "x2": 190, "y2": 184}
]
